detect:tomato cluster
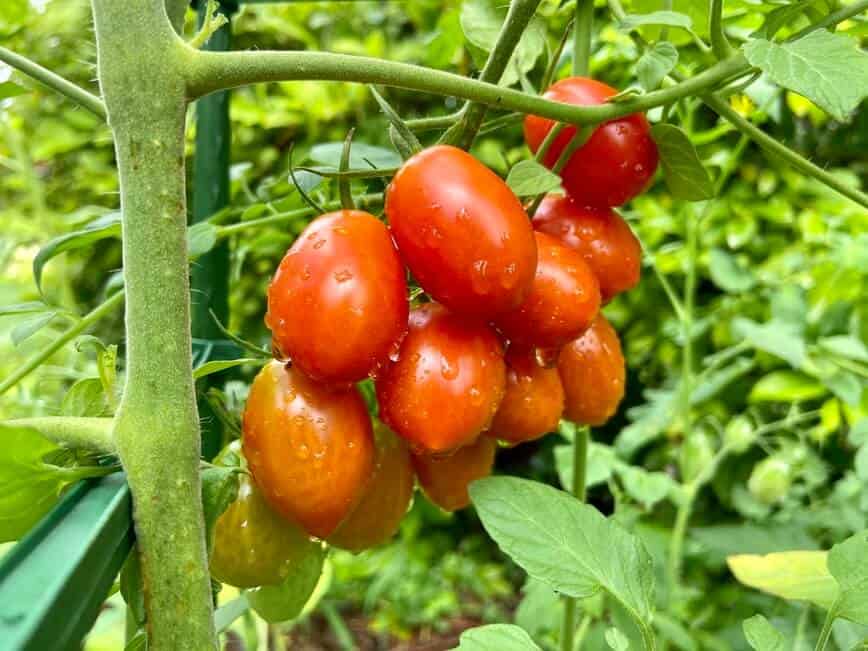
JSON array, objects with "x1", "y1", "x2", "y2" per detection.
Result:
[{"x1": 214, "y1": 81, "x2": 654, "y2": 582}]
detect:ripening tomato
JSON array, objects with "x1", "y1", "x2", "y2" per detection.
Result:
[
  {"x1": 524, "y1": 77, "x2": 659, "y2": 208},
  {"x1": 266, "y1": 210, "x2": 408, "y2": 384},
  {"x1": 385, "y1": 145, "x2": 537, "y2": 318},
  {"x1": 210, "y1": 474, "x2": 321, "y2": 588},
  {"x1": 493, "y1": 232, "x2": 600, "y2": 348},
  {"x1": 488, "y1": 345, "x2": 564, "y2": 445},
  {"x1": 532, "y1": 194, "x2": 641, "y2": 302},
  {"x1": 558, "y1": 314, "x2": 625, "y2": 426},
  {"x1": 243, "y1": 360, "x2": 375, "y2": 539},
  {"x1": 412, "y1": 435, "x2": 497, "y2": 512},
  {"x1": 328, "y1": 420, "x2": 415, "y2": 552},
  {"x1": 376, "y1": 303, "x2": 507, "y2": 455}
]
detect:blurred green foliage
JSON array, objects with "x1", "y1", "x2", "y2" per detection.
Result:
[{"x1": 1, "y1": 0, "x2": 866, "y2": 649}]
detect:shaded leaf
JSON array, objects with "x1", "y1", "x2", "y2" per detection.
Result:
[
  {"x1": 0, "y1": 81, "x2": 28, "y2": 100},
  {"x1": 61, "y1": 377, "x2": 108, "y2": 417},
  {"x1": 743, "y1": 614, "x2": 786, "y2": 651},
  {"x1": 620, "y1": 11, "x2": 693, "y2": 31},
  {"x1": 733, "y1": 318, "x2": 806, "y2": 368},
  {"x1": 247, "y1": 544, "x2": 327, "y2": 622},
  {"x1": 188, "y1": 222, "x2": 218, "y2": 258},
  {"x1": 708, "y1": 248, "x2": 756, "y2": 293},
  {"x1": 650, "y1": 124, "x2": 714, "y2": 200},
  {"x1": 194, "y1": 358, "x2": 261, "y2": 380},
  {"x1": 309, "y1": 142, "x2": 401, "y2": 170},
  {"x1": 506, "y1": 160, "x2": 562, "y2": 197},
  {"x1": 454, "y1": 624, "x2": 542, "y2": 651},
  {"x1": 201, "y1": 465, "x2": 241, "y2": 554},
  {"x1": 637, "y1": 42, "x2": 678, "y2": 91},
  {"x1": 11, "y1": 311, "x2": 56, "y2": 346}
]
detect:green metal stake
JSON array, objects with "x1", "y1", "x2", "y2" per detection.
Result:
[{"x1": 192, "y1": 0, "x2": 237, "y2": 460}]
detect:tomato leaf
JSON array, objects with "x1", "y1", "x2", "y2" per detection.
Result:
[
  {"x1": 620, "y1": 11, "x2": 693, "y2": 31},
  {"x1": 194, "y1": 358, "x2": 261, "y2": 380},
  {"x1": 188, "y1": 222, "x2": 219, "y2": 259},
  {"x1": 0, "y1": 80, "x2": 28, "y2": 100},
  {"x1": 0, "y1": 424, "x2": 68, "y2": 543},
  {"x1": 246, "y1": 544, "x2": 327, "y2": 622},
  {"x1": 505, "y1": 160, "x2": 562, "y2": 197},
  {"x1": 749, "y1": 370, "x2": 826, "y2": 403},
  {"x1": 742, "y1": 31, "x2": 868, "y2": 121},
  {"x1": 743, "y1": 614, "x2": 787, "y2": 651},
  {"x1": 752, "y1": 0, "x2": 824, "y2": 39},
  {"x1": 61, "y1": 378, "x2": 109, "y2": 417},
  {"x1": 728, "y1": 551, "x2": 837, "y2": 609},
  {"x1": 605, "y1": 627, "x2": 631, "y2": 651},
  {"x1": 33, "y1": 212, "x2": 121, "y2": 294},
  {"x1": 470, "y1": 477, "x2": 655, "y2": 624},
  {"x1": 650, "y1": 124, "x2": 714, "y2": 201},
  {"x1": 10, "y1": 311, "x2": 56, "y2": 347},
  {"x1": 637, "y1": 42, "x2": 678, "y2": 91},
  {"x1": 309, "y1": 142, "x2": 401, "y2": 170},
  {"x1": 708, "y1": 248, "x2": 756, "y2": 293},
  {"x1": 828, "y1": 531, "x2": 868, "y2": 624},
  {"x1": 733, "y1": 317, "x2": 807, "y2": 368},
  {"x1": 0, "y1": 301, "x2": 50, "y2": 317},
  {"x1": 454, "y1": 624, "x2": 542, "y2": 651},
  {"x1": 201, "y1": 465, "x2": 241, "y2": 554}
]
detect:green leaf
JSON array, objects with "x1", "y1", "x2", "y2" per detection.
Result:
[
  {"x1": 120, "y1": 550, "x2": 146, "y2": 628},
  {"x1": 749, "y1": 370, "x2": 826, "y2": 403},
  {"x1": 742, "y1": 614, "x2": 786, "y2": 651},
  {"x1": 459, "y1": 0, "x2": 547, "y2": 87},
  {"x1": 11, "y1": 311, "x2": 56, "y2": 346},
  {"x1": 61, "y1": 378, "x2": 109, "y2": 417},
  {"x1": 733, "y1": 318, "x2": 806, "y2": 368},
  {"x1": 605, "y1": 627, "x2": 631, "y2": 651},
  {"x1": 708, "y1": 248, "x2": 756, "y2": 293},
  {"x1": 650, "y1": 124, "x2": 714, "y2": 201},
  {"x1": 470, "y1": 477, "x2": 655, "y2": 623},
  {"x1": 620, "y1": 467, "x2": 677, "y2": 509},
  {"x1": 214, "y1": 596, "x2": 250, "y2": 633},
  {"x1": 555, "y1": 442, "x2": 616, "y2": 491},
  {"x1": 753, "y1": 0, "x2": 824, "y2": 39},
  {"x1": 0, "y1": 424, "x2": 67, "y2": 543},
  {"x1": 637, "y1": 42, "x2": 678, "y2": 92},
  {"x1": 33, "y1": 212, "x2": 121, "y2": 293},
  {"x1": 820, "y1": 371, "x2": 863, "y2": 406},
  {"x1": 188, "y1": 221, "x2": 219, "y2": 259},
  {"x1": 194, "y1": 358, "x2": 260, "y2": 380},
  {"x1": 200, "y1": 465, "x2": 241, "y2": 554},
  {"x1": 308, "y1": 142, "x2": 401, "y2": 170},
  {"x1": 829, "y1": 531, "x2": 868, "y2": 624},
  {"x1": 818, "y1": 336, "x2": 868, "y2": 363},
  {"x1": 691, "y1": 358, "x2": 755, "y2": 405},
  {"x1": 246, "y1": 544, "x2": 327, "y2": 622},
  {"x1": 0, "y1": 81, "x2": 28, "y2": 100},
  {"x1": 506, "y1": 160, "x2": 562, "y2": 197},
  {"x1": 742, "y1": 31, "x2": 868, "y2": 121},
  {"x1": 727, "y1": 550, "x2": 837, "y2": 609},
  {"x1": 455, "y1": 624, "x2": 542, "y2": 651},
  {"x1": 368, "y1": 87, "x2": 422, "y2": 159},
  {"x1": 0, "y1": 301, "x2": 50, "y2": 317},
  {"x1": 620, "y1": 11, "x2": 693, "y2": 31},
  {"x1": 515, "y1": 578, "x2": 562, "y2": 638}
]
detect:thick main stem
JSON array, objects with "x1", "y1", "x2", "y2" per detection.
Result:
[{"x1": 90, "y1": 1, "x2": 215, "y2": 648}]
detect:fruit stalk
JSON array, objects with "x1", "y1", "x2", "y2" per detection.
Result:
[{"x1": 90, "y1": 0, "x2": 215, "y2": 647}]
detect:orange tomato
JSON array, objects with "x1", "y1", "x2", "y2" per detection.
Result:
[{"x1": 412, "y1": 436, "x2": 498, "y2": 512}]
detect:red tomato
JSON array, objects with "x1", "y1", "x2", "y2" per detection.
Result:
[
  {"x1": 327, "y1": 420, "x2": 415, "y2": 552},
  {"x1": 533, "y1": 194, "x2": 641, "y2": 302},
  {"x1": 375, "y1": 303, "x2": 507, "y2": 455},
  {"x1": 385, "y1": 145, "x2": 537, "y2": 318},
  {"x1": 243, "y1": 360, "x2": 375, "y2": 539},
  {"x1": 493, "y1": 232, "x2": 600, "y2": 348},
  {"x1": 412, "y1": 435, "x2": 497, "y2": 512},
  {"x1": 266, "y1": 210, "x2": 408, "y2": 384},
  {"x1": 524, "y1": 77, "x2": 658, "y2": 208},
  {"x1": 558, "y1": 314, "x2": 625, "y2": 426},
  {"x1": 488, "y1": 345, "x2": 564, "y2": 445}
]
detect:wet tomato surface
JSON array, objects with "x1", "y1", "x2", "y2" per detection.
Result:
[{"x1": 412, "y1": 435, "x2": 497, "y2": 512}]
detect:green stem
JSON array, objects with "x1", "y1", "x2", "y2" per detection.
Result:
[
  {"x1": 405, "y1": 112, "x2": 462, "y2": 131},
  {"x1": 703, "y1": 94, "x2": 868, "y2": 210},
  {"x1": 0, "y1": 46, "x2": 106, "y2": 117},
  {"x1": 4, "y1": 417, "x2": 115, "y2": 453},
  {"x1": 0, "y1": 290, "x2": 125, "y2": 397},
  {"x1": 561, "y1": 425, "x2": 590, "y2": 651},
  {"x1": 789, "y1": 0, "x2": 868, "y2": 40},
  {"x1": 447, "y1": 0, "x2": 543, "y2": 149},
  {"x1": 186, "y1": 47, "x2": 750, "y2": 127},
  {"x1": 572, "y1": 0, "x2": 594, "y2": 76},
  {"x1": 709, "y1": 0, "x2": 733, "y2": 59},
  {"x1": 814, "y1": 605, "x2": 837, "y2": 651},
  {"x1": 90, "y1": 0, "x2": 215, "y2": 647}
]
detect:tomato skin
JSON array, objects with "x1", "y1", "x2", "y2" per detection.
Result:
[
  {"x1": 524, "y1": 77, "x2": 658, "y2": 208},
  {"x1": 210, "y1": 474, "x2": 321, "y2": 588},
  {"x1": 266, "y1": 210, "x2": 408, "y2": 384},
  {"x1": 493, "y1": 232, "x2": 600, "y2": 348},
  {"x1": 328, "y1": 420, "x2": 415, "y2": 552},
  {"x1": 242, "y1": 360, "x2": 375, "y2": 539},
  {"x1": 488, "y1": 345, "x2": 564, "y2": 445},
  {"x1": 412, "y1": 436, "x2": 497, "y2": 512},
  {"x1": 385, "y1": 145, "x2": 537, "y2": 318},
  {"x1": 532, "y1": 195, "x2": 641, "y2": 302},
  {"x1": 557, "y1": 314, "x2": 625, "y2": 426},
  {"x1": 375, "y1": 303, "x2": 507, "y2": 455}
]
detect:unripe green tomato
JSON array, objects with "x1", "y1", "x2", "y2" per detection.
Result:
[
  {"x1": 210, "y1": 474, "x2": 321, "y2": 588},
  {"x1": 724, "y1": 415, "x2": 755, "y2": 454},
  {"x1": 748, "y1": 457, "x2": 792, "y2": 505},
  {"x1": 680, "y1": 428, "x2": 716, "y2": 483}
]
